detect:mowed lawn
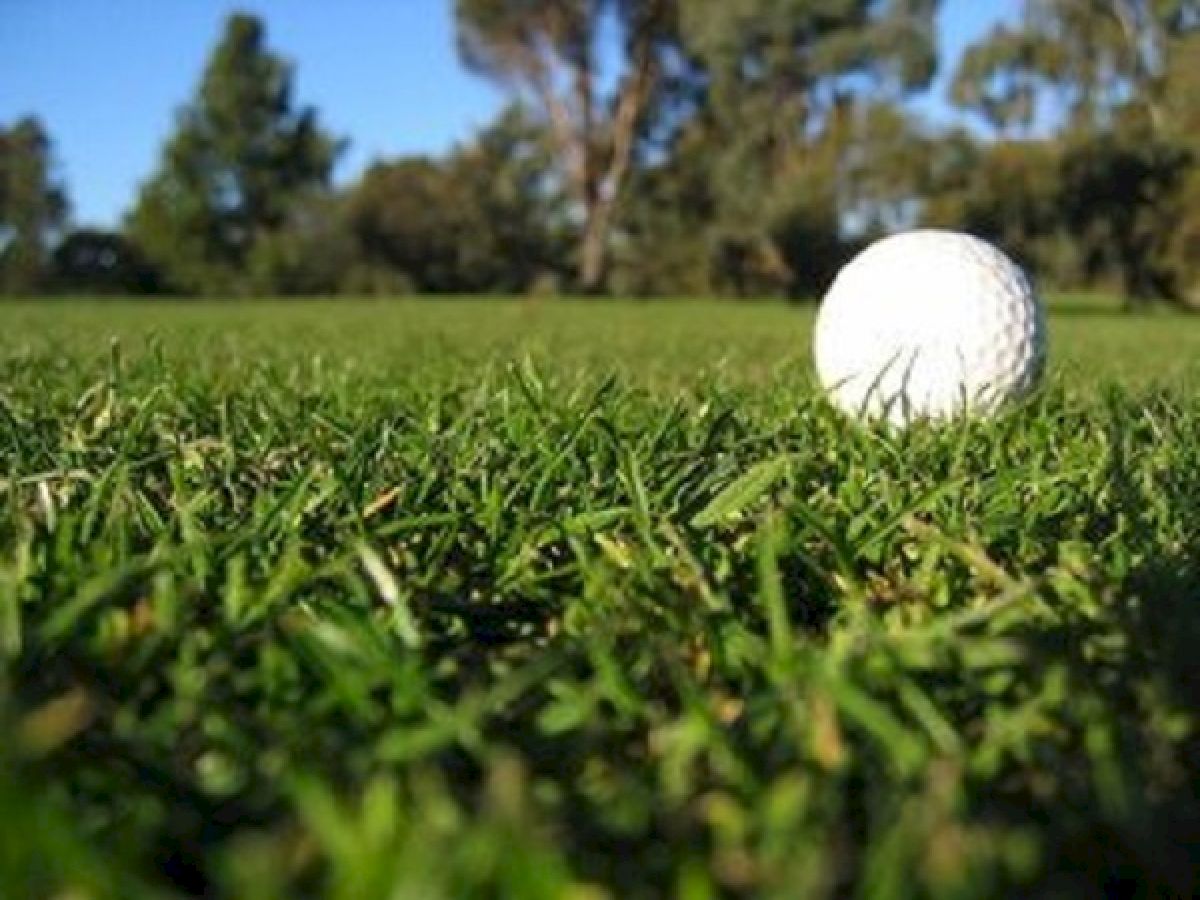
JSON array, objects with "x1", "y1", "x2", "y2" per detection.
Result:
[
  {"x1": 2, "y1": 299, "x2": 1200, "y2": 899},
  {"x1": 1, "y1": 295, "x2": 1198, "y2": 384}
]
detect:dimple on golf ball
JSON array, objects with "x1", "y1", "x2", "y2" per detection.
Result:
[{"x1": 814, "y1": 230, "x2": 1046, "y2": 425}]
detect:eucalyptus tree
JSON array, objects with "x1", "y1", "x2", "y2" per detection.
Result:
[
  {"x1": 948, "y1": 0, "x2": 1200, "y2": 303},
  {"x1": 457, "y1": 1, "x2": 940, "y2": 296},
  {"x1": 455, "y1": 0, "x2": 675, "y2": 292},
  {"x1": 650, "y1": 0, "x2": 941, "y2": 295},
  {"x1": 951, "y1": 0, "x2": 1199, "y2": 135}
]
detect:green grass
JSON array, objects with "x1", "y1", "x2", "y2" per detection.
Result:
[{"x1": 2, "y1": 299, "x2": 1199, "y2": 898}]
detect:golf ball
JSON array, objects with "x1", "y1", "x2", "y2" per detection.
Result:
[{"x1": 814, "y1": 230, "x2": 1046, "y2": 425}]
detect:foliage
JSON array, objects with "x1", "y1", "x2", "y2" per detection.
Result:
[
  {"x1": 0, "y1": 117, "x2": 69, "y2": 296},
  {"x1": 454, "y1": 0, "x2": 675, "y2": 291},
  {"x1": 2, "y1": 300, "x2": 1200, "y2": 897},
  {"x1": 245, "y1": 194, "x2": 359, "y2": 297},
  {"x1": 945, "y1": 0, "x2": 1200, "y2": 304},
  {"x1": 951, "y1": 0, "x2": 1199, "y2": 133},
  {"x1": 1167, "y1": 168, "x2": 1200, "y2": 305},
  {"x1": 922, "y1": 136, "x2": 1068, "y2": 281},
  {"x1": 345, "y1": 157, "x2": 469, "y2": 294},
  {"x1": 612, "y1": 0, "x2": 940, "y2": 298},
  {"x1": 923, "y1": 126, "x2": 1196, "y2": 303},
  {"x1": 344, "y1": 107, "x2": 567, "y2": 295},
  {"x1": 12, "y1": 3, "x2": 1200, "y2": 301},
  {"x1": 125, "y1": 14, "x2": 341, "y2": 295},
  {"x1": 1055, "y1": 124, "x2": 1192, "y2": 300},
  {"x1": 51, "y1": 229, "x2": 162, "y2": 295}
]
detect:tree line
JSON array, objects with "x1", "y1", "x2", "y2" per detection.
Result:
[{"x1": 2, "y1": 2, "x2": 1198, "y2": 304}]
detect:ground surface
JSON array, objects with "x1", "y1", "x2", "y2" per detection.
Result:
[{"x1": 2, "y1": 299, "x2": 1199, "y2": 898}]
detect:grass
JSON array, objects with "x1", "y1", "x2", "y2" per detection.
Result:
[{"x1": 1, "y1": 298, "x2": 1199, "y2": 899}]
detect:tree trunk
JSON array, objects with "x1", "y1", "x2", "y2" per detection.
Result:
[
  {"x1": 575, "y1": 35, "x2": 656, "y2": 293},
  {"x1": 521, "y1": 0, "x2": 663, "y2": 294},
  {"x1": 579, "y1": 201, "x2": 609, "y2": 293}
]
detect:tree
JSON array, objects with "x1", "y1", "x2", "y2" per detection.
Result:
[
  {"x1": 126, "y1": 13, "x2": 341, "y2": 295},
  {"x1": 1169, "y1": 167, "x2": 1200, "y2": 305},
  {"x1": 609, "y1": 124, "x2": 723, "y2": 297},
  {"x1": 52, "y1": 229, "x2": 162, "y2": 295},
  {"x1": 344, "y1": 106, "x2": 566, "y2": 295},
  {"x1": 345, "y1": 157, "x2": 465, "y2": 293},
  {"x1": 922, "y1": 133, "x2": 1081, "y2": 284},
  {"x1": 949, "y1": 25, "x2": 1043, "y2": 136},
  {"x1": 245, "y1": 194, "x2": 358, "y2": 296},
  {"x1": 613, "y1": 0, "x2": 940, "y2": 298},
  {"x1": 0, "y1": 117, "x2": 68, "y2": 296},
  {"x1": 952, "y1": 0, "x2": 1200, "y2": 136},
  {"x1": 455, "y1": 0, "x2": 675, "y2": 292},
  {"x1": 949, "y1": 1, "x2": 1200, "y2": 304},
  {"x1": 1056, "y1": 125, "x2": 1191, "y2": 300},
  {"x1": 1160, "y1": 25, "x2": 1200, "y2": 303}
]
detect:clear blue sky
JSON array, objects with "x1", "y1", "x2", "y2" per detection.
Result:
[{"x1": 0, "y1": 0, "x2": 1010, "y2": 228}]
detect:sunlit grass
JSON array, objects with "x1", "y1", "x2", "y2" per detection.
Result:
[{"x1": 1, "y1": 299, "x2": 1199, "y2": 898}]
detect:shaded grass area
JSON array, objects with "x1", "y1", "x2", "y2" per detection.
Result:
[{"x1": 1, "y1": 299, "x2": 1200, "y2": 898}]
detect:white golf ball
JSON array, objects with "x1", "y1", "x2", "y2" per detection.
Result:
[{"x1": 814, "y1": 230, "x2": 1046, "y2": 425}]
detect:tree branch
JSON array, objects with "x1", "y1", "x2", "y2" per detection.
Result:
[
  {"x1": 572, "y1": 32, "x2": 597, "y2": 205},
  {"x1": 1107, "y1": 0, "x2": 1166, "y2": 132},
  {"x1": 578, "y1": 5, "x2": 661, "y2": 289},
  {"x1": 527, "y1": 50, "x2": 588, "y2": 204}
]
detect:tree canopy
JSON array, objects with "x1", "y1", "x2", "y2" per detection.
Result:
[
  {"x1": 944, "y1": 0, "x2": 1200, "y2": 303},
  {"x1": 11, "y1": 5, "x2": 1200, "y2": 305},
  {"x1": 126, "y1": 13, "x2": 341, "y2": 295},
  {"x1": 454, "y1": 0, "x2": 676, "y2": 292},
  {"x1": 0, "y1": 117, "x2": 68, "y2": 296}
]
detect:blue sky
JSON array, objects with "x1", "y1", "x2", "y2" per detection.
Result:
[{"x1": 1, "y1": 0, "x2": 1010, "y2": 228}]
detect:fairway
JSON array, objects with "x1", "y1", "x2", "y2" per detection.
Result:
[
  {"x1": 2, "y1": 296, "x2": 1199, "y2": 384},
  {"x1": 3, "y1": 300, "x2": 1200, "y2": 898}
]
